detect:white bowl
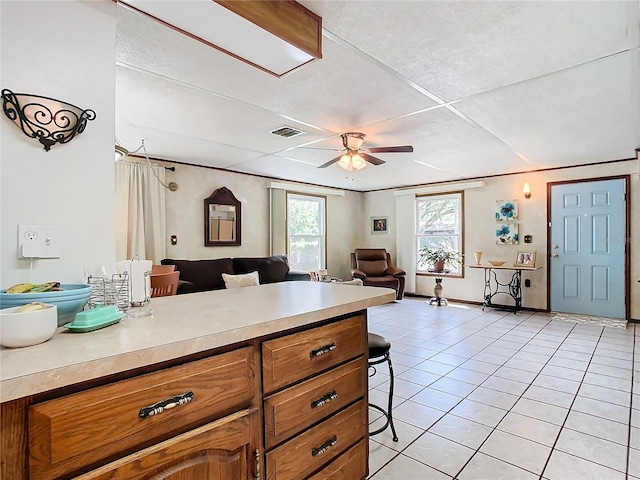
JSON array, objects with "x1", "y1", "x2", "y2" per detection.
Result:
[{"x1": 0, "y1": 304, "x2": 58, "y2": 348}]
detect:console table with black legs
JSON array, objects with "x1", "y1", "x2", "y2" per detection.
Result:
[{"x1": 468, "y1": 265, "x2": 542, "y2": 313}]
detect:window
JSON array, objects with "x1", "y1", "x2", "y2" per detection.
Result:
[
  {"x1": 287, "y1": 193, "x2": 326, "y2": 271},
  {"x1": 416, "y1": 192, "x2": 464, "y2": 275}
]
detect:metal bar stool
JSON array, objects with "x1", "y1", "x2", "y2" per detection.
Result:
[{"x1": 368, "y1": 333, "x2": 398, "y2": 442}]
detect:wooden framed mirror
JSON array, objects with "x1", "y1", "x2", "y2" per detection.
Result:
[{"x1": 204, "y1": 187, "x2": 241, "y2": 246}]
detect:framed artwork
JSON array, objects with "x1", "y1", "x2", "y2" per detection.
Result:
[
  {"x1": 496, "y1": 223, "x2": 519, "y2": 244},
  {"x1": 495, "y1": 200, "x2": 518, "y2": 221},
  {"x1": 371, "y1": 216, "x2": 389, "y2": 234},
  {"x1": 514, "y1": 250, "x2": 536, "y2": 267}
]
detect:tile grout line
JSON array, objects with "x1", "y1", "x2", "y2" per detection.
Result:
[{"x1": 626, "y1": 324, "x2": 637, "y2": 478}]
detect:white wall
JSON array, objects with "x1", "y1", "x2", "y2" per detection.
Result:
[
  {"x1": 1, "y1": 1, "x2": 117, "y2": 287},
  {"x1": 158, "y1": 161, "x2": 363, "y2": 281},
  {"x1": 363, "y1": 160, "x2": 640, "y2": 320}
]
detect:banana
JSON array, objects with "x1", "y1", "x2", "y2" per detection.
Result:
[
  {"x1": 30, "y1": 282, "x2": 60, "y2": 293},
  {"x1": 5, "y1": 283, "x2": 35, "y2": 293},
  {"x1": 16, "y1": 302, "x2": 46, "y2": 313},
  {"x1": 5, "y1": 282, "x2": 61, "y2": 293}
]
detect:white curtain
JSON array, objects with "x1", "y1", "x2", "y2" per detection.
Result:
[
  {"x1": 396, "y1": 193, "x2": 416, "y2": 293},
  {"x1": 115, "y1": 161, "x2": 166, "y2": 264}
]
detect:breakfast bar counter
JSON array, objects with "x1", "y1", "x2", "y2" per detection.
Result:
[{"x1": 1, "y1": 281, "x2": 395, "y2": 480}]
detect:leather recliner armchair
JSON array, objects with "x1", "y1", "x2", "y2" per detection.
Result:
[{"x1": 350, "y1": 248, "x2": 406, "y2": 300}]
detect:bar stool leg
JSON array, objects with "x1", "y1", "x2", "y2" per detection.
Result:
[{"x1": 368, "y1": 352, "x2": 398, "y2": 442}]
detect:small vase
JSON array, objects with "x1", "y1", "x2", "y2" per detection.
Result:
[
  {"x1": 474, "y1": 251, "x2": 482, "y2": 264},
  {"x1": 433, "y1": 260, "x2": 445, "y2": 272}
]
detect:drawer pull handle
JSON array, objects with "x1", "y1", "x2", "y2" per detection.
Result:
[
  {"x1": 311, "y1": 390, "x2": 338, "y2": 409},
  {"x1": 138, "y1": 390, "x2": 194, "y2": 419},
  {"x1": 312, "y1": 435, "x2": 337, "y2": 457},
  {"x1": 309, "y1": 342, "x2": 336, "y2": 358},
  {"x1": 254, "y1": 449, "x2": 260, "y2": 479}
]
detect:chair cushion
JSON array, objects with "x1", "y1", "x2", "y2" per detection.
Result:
[
  {"x1": 357, "y1": 259, "x2": 388, "y2": 276},
  {"x1": 362, "y1": 276, "x2": 399, "y2": 290},
  {"x1": 368, "y1": 333, "x2": 391, "y2": 358}
]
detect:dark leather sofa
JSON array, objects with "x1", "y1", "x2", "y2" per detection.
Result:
[
  {"x1": 350, "y1": 248, "x2": 406, "y2": 300},
  {"x1": 161, "y1": 255, "x2": 310, "y2": 294}
]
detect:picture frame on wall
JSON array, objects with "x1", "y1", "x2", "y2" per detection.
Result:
[
  {"x1": 495, "y1": 200, "x2": 519, "y2": 221},
  {"x1": 514, "y1": 250, "x2": 536, "y2": 267},
  {"x1": 371, "y1": 216, "x2": 389, "y2": 234},
  {"x1": 496, "y1": 222, "x2": 519, "y2": 244}
]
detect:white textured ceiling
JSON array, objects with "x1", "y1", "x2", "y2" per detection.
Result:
[{"x1": 116, "y1": 1, "x2": 640, "y2": 192}]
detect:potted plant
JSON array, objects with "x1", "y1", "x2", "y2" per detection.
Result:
[{"x1": 418, "y1": 246, "x2": 464, "y2": 272}]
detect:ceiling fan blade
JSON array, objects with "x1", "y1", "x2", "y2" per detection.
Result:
[
  {"x1": 318, "y1": 155, "x2": 343, "y2": 168},
  {"x1": 367, "y1": 145, "x2": 414, "y2": 153},
  {"x1": 297, "y1": 146, "x2": 345, "y2": 151},
  {"x1": 361, "y1": 153, "x2": 386, "y2": 166}
]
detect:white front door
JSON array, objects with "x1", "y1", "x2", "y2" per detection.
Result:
[{"x1": 549, "y1": 178, "x2": 626, "y2": 318}]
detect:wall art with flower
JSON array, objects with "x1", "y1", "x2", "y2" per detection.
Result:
[
  {"x1": 495, "y1": 200, "x2": 518, "y2": 221},
  {"x1": 496, "y1": 223, "x2": 519, "y2": 245}
]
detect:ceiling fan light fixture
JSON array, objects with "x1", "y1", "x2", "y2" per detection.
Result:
[
  {"x1": 351, "y1": 154, "x2": 366, "y2": 170},
  {"x1": 338, "y1": 154, "x2": 353, "y2": 170}
]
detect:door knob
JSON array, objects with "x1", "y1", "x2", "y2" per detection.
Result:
[{"x1": 552, "y1": 253, "x2": 559, "y2": 258}]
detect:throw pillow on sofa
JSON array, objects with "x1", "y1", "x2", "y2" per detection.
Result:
[
  {"x1": 232, "y1": 255, "x2": 290, "y2": 283},
  {"x1": 222, "y1": 271, "x2": 260, "y2": 289}
]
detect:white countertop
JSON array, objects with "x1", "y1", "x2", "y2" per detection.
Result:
[{"x1": 0, "y1": 282, "x2": 395, "y2": 403}]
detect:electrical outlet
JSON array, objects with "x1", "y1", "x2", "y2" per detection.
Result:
[{"x1": 18, "y1": 224, "x2": 60, "y2": 259}]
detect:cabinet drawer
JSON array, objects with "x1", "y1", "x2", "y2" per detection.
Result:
[
  {"x1": 29, "y1": 347, "x2": 256, "y2": 480},
  {"x1": 262, "y1": 315, "x2": 365, "y2": 393},
  {"x1": 74, "y1": 409, "x2": 258, "y2": 480},
  {"x1": 307, "y1": 439, "x2": 367, "y2": 480},
  {"x1": 265, "y1": 400, "x2": 366, "y2": 480},
  {"x1": 264, "y1": 358, "x2": 365, "y2": 449}
]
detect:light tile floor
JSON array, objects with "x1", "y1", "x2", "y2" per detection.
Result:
[{"x1": 366, "y1": 298, "x2": 638, "y2": 480}]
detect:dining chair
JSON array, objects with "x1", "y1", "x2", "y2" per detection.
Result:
[
  {"x1": 151, "y1": 264, "x2": 176, "y2": 274},
  {"x1": 150, "y1": 271, "x2": 180, "y2": 298}
]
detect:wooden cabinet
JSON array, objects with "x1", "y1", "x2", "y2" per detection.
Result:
[
  {"x1": 262, "y1": 314, "x2": 369, "y2": 479},
  {"x1": 263, "y1": 359, "x2": 365, "y2": 449},
  {"x1": 74, "y1": 409, "x2": 259, "y2": 480},
  {"x1": 2, "y1": 311, "x2": 369, "y2": 480},
  {"x1": 28, "y1": 348, "x2": 256, "y2": 480},
  {"x1": 262, "y1": 315, "x2": 365, "y2": 394}
]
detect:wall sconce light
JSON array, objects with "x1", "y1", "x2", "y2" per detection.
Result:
[
  {"x1": 2, "y1": 89, "x2": 96, "y2": 151},
  {"x1": 523, "y1": 182, "x2": 531, "y2": 199}
]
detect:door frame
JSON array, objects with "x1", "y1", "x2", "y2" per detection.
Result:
[{"x1": 546, "y1": 175, "x2": 631, "y2": 319}]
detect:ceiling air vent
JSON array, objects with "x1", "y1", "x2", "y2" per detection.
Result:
[{"x1": 270, "y1": 126, "x2": 306, "y2": 138}]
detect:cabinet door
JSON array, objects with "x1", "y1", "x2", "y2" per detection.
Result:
[{"x1": 76, "y1": 409, "x2": 259, "y2": 480}]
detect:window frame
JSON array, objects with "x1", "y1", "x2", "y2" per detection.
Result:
[
  {"x1": 416, "y1": 191, "x2": 465, "y2": 278},
  {"x1": 286, "y1": 191, "x2": 327, "y2": 271}
]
